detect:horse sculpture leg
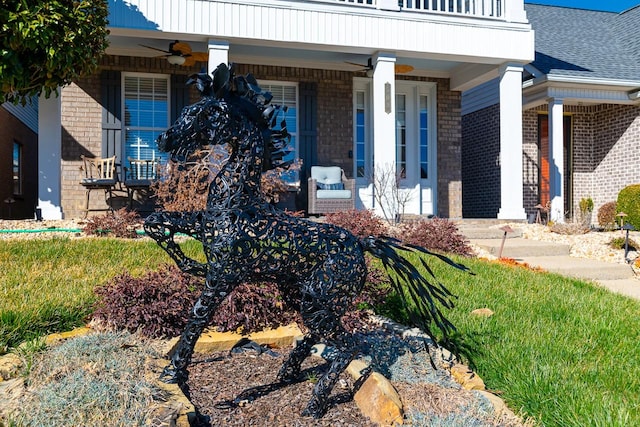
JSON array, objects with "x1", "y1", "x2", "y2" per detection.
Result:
[
  {"x1": 144, "y1": 211, "x2": 207, "y2": 277},
  {"x1": 161, "y1": 273, "x2": 232, "y2": 383},
  {"x1": 284, "y1": 256, "x2": 365, "y2": 418}
]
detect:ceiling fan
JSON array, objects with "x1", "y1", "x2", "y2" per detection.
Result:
[
  {"x1": 140, "y1": 40, "x2": 208, "y2": 66},
  {"x1": 345, "y1": 58, "x2": 414, "y2": 75}
]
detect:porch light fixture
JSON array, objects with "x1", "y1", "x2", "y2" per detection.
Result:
[
  {"x1": 366, "y1": 68, "x2": 374, "y2": 78},
  {"x1": 167, "y1": 55, "x2": 186, "y2": 65}
]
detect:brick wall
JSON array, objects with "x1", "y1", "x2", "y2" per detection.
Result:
[
  {"x1": 0, "y1": 107, "x2": 38, "y2": 219},
  {"x1": 435, "y1": 78, "x2": 462, "y2": 218},
  {"x1": 461, "y1": 104, "x2": 500, "y2": 218},
  {"x1": 520, "y1": 103, "x2": 640, "y2": 223},
  {"x1": 591, "y1": 104, "x2": 640, "y2": 213}
]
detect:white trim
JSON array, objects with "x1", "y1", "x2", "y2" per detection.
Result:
[{"x1": 121, "y1": 72, "x2": 171, "y2": 162}]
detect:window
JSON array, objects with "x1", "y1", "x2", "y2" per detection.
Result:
[
  {"x1": 355, "y1": 91, "x2": 367, "y2": 178},
  {"x1": 123, "y1": 74, "x2": 169, "y2": 162},
  {"x1": 396, "y1": 94, "x2": 407, "y2": 178},
  {"x1": 419, "y1": 95, "x2": 429, "y2": 179},
  {"x1": 260, "y1": 81, "x2": 298, "y2": 183},
  {"x1": 13, "y1": 141, "x2": 22, "y2": 195}
]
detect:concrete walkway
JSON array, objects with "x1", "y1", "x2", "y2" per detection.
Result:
[{"x1": 467, "y1": 231, "x2": 640, "y2": 300}]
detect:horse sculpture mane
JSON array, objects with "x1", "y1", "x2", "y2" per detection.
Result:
[{"x1": 144, "y1": 63, "x2": 468, "y2": 419}]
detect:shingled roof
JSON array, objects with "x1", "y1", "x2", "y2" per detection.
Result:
[{"x1": 525, "y1": 3, "x2": 640, "y2": 83}]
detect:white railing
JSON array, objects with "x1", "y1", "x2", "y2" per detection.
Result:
[{"x1": 331, "y1": 0, "x2": 512, "y2": 20}]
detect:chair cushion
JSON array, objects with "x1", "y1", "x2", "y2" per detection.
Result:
[
  {"x1": 81, "y1": 178, "x2": 116, "y2": 186},
  {"x1": 317, "y1": 182, "x2": 344, "y2": 190},
  {"x1": 125, "y1": 179, "x2": 152, "y2": 187},
  {"x1": 311, "y1": 166, "x2": 342, "y2": 185},
  {"x1": 317, "y1": 189, "x2": 352, "y2": 199}
]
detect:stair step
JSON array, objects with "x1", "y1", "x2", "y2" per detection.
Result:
[
  {"x1": 471, "y1": 238, "x2": 571, "y2": 257},
  {"x1": 458, "y1": 227, "x2": 523, "y2": 239}
]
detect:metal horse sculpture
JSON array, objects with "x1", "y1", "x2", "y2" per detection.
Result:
[{"x1": 145, "y1": 63, "x2": 466, "y2": 418}]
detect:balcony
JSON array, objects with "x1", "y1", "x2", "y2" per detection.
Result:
[{"x1": 323, "y1": 0, "x2": 515, "y2": 21}]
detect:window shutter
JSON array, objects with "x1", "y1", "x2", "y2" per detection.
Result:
[
  {"x1": 101, "y1": 70, "x2": 122, "y2": 160},
  {"x1": 171, "y1": 74, "x2": 190, "y2": 124},
  {"x1": 298, "y1": 82, "x2": 317, "y2": 210}
]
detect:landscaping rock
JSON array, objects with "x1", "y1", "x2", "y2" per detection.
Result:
[
  {"x1": 450, "y1": 363, "x2": 486, "y2": 390},
  {"x1": 354, "y1": 371, "x2": 404, "y2": 426}
]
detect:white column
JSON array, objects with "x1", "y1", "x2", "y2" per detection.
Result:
[
  {"x1": 497, "y1": 63, "x2": 526, "y2": 220},
  {"x1": 37, "y1": 94, "x2": 63, "y2": 219},
  {"x1": 548, "y1": 98, "x2": 565, "y2": 222},
  {"x1": 371, "y1": 52, "x2": 397, "y2": 218},
  {"x1": 208, "y1": 39, "x2": 229, "y2": 74},
  {"x1": 505, "y1": 0, "x2": 528, "y2": 22}
]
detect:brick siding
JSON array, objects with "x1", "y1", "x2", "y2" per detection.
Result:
[
  {"x1": 461, "y1": 104, "x2": 501, "y2": 218},
  {"x1": 0, "y1": 107, "x2": 38, "y2": 219},
  {"x1": 521, "y1": 103, "x2": 640, "y2": 223}
]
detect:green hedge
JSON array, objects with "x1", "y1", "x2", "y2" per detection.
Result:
[{"x1": 617, "y1": 184, "x2": 640, "y2": 229}]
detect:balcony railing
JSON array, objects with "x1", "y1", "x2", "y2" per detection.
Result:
[{"x1": 331, "y1": 0, "x2": 509, "y2": 20}]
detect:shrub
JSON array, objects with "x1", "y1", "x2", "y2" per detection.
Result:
[
  {"x1": 549, "y1": 222, "x2": 590, "y2": 235},
  {"x1": 92, "y1": 264, "x2": 202, "y2": 338},
  {"x1": 395, "y1": 217, "x2": 473, "y2": 257},
  {"x1": 617, "y1": 184, "x2": 640, "y2": 230},
  {"x1": 152, "y1": 148, "x2": 299, "y2": 211},
  {"x1": 82, "y1": 208, "x2": 143, "y2": 238},
  {"x1": 324, "y1": 209, "x2": 388, "y2": 239},
  {"x1": 211, "y1": 282, "x2": 301, "y2": 333},
  {"x1": 597, "y1": 201, "x2": 618, "y2": 229},
  {"x1": 579, "y1": 197, "x2": 594, "y2": 213},
  {"x1": 92, "y1": 259, "x2": 393, "y2": 337},
  {"x1": 608, "y1": 237, "x2": 638, "y2": 251}
]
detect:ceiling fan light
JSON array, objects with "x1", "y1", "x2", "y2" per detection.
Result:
[{"x1": 167, "y1": 55, "x2": 185, "y2": 65}]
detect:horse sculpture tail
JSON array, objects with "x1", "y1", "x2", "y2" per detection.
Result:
[{"x1": 361, "y1": 235, "x2": 471, "y2": 343}]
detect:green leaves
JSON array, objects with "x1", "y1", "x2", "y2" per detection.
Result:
[{"x1": 0, "y1": 0, "x2": 109, "y2": 104}]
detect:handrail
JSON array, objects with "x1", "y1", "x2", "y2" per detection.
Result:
[{"x1": 322, "y1": 0, "x2": 508, "y2": 19}]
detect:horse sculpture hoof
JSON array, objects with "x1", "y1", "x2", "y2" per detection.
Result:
[
  {"x1": 159, "y1": 365, "x2": 188, "y2": 384},
  {"x1": 302, "y1": 400, "x2": 325, "y2": 419}
]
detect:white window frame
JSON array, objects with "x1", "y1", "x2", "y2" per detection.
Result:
[
  {"x1": 259, "y1": 80, "x2": 299, "y2": 184},
  {"x1": 353, "y1": 78, "x2": 373, "y2": 183},
  {"x1": 121, "y1": 72, "x2": 171, "y2": 163}
]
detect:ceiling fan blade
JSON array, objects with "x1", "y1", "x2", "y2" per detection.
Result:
[
  {"x1": 171, "y1": 41, "x2": 192, "y2": 55},
  {"x1": 395, "y1": 64, "x2": 414, "y2": 73},
  {"x1": 182, "y1": 56, "x2": 197, "y2": 67},
  {"x1": 190, "y1": 51, "x2": 209, "y2": 62},
  {"x1": 140, "y1": 44, "x2": 171, "y2": 54},
  {"x1": 345, "y1": 61, "x2": 369, "y2": 69}
]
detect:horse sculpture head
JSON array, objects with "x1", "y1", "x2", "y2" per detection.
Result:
[{"x1": 157, "y1": 63, "x2": 292, "y2": 171}]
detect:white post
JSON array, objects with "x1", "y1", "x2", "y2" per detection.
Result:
[
  {"x1": 497, "y1": 63, "x2": 526, "y2": 220},
  {"x1": 37, "y1": 93, "x2": 63, "y2": 220},
  {"x1": 548, "y1": 98, "x2": 565, "y2": 223},
  {"x1": 372, "y1": 52, "x2": 397, "y2": 219},
  {"x1": 208, "y1": 39, "x2": 229, "y2": 73},
  {"x1": 504, "y1": 0, "x2": 528, "y2": 22}
]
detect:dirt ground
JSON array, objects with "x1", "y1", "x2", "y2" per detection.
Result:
[{"x1": 183, "y1": 343, "x2": 527, "y2": 427}]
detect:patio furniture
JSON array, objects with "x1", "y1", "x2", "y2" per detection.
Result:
[
  {"x1": 307, "y1": 166, "x2": 355, "y2": 215},
  {"x1": 124, "y1": 157, "x2": 158, "y2": 211},
  {"x1": 80, "y1": 155, "x2": 117, "y2": 217}
]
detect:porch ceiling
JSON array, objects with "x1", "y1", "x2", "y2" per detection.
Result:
[{"x1": 108, "y1": 34, "x2": 466, "y2": 78}]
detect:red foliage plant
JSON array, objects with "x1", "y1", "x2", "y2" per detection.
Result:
[
  {"x1": 395, "y1": 217, "x2": 473, "y2": 257},
  {"x1": 82, "y1": 208, "x2": 143, "y2": 238},
  {"x1": 324, "y1": 209, "x2": 388, "y2": 239}
]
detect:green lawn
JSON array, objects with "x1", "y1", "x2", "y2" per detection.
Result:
[
  {"x1": 1, "y1": 238, "x2": 639, "y2": 426},
  {"x1": 402, "y1": 253, "x2": 640, "y2": 427}
]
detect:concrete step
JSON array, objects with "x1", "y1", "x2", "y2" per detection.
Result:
[
  {"x1": 458, "y1": 226, "x2": 523, "y2": 239},
  {"x1": 518, "y1": 256, "x2": 635, "y2": 281},
  {"x1": 471, "y1": 238, "x2": 571, "y2": 258}
]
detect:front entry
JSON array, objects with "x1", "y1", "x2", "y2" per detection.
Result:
[
  {"x1": 354, "y1": 79, "x2": 437, "y2": 217},
  {"x1": 538, "y1": 114, "x2": 572, "y2": 215}
]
